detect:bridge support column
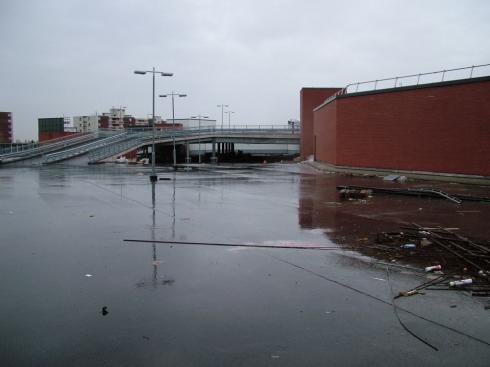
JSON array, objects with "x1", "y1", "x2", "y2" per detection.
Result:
[
  {"x1": 211, "y1": 139, "x2": 218, "y2": 164},
  {"x1": 185, "y1": 141, "x2": 191, "y2": 163}
]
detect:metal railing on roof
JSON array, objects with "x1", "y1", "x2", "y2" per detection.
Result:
[
  {"x1": 345, "y1": 63, "x2": 490, "y2": 94},
  {"x1": 315, "y1": 63, "x2": 490, "y2": 110}
]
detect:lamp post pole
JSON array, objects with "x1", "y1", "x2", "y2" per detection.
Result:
[
  {"x1": 217, "y1": 104, "x2": 229, "y2": 130},
  {"x1": 134, "y1": 68, "x2": 173, "y2": 181},
  {"x1": 151, "y1": 68, "x2": 155, "y2": 172},
  {"x1": 225, "y1": 111, "x2": 235, "y2": 128},
  {"x1": 160, "y1": 92, "x2": 187, "y2": 167},
  {"x1": 191, "y1": 115, "x2": 209, "y2": 164}
]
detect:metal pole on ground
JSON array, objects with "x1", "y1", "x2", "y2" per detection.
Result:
[
  {"x1": 191, "y1": 115, "x2": 209, "y2": 164},
  {"x1": 160, "y1": 92, "x2": 187, "y2": 167},
  {"x1": 134, "y1": 68, "x2": 173, "y2": 181}
]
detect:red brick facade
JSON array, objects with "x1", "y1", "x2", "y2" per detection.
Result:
[
  {"x1": 300, "y1": 88, "x2": 341, "y2": 158},
  {"x1": 303, "y1": 77, "x2": 490, "y2": 176},
  {"x1": 0, "y1": 112, "x2": 13, "y2": 143}
]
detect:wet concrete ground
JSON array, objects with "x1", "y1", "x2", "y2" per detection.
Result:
[{"x1": 0, "y1": 163, "x2": 489, "y2": 366}]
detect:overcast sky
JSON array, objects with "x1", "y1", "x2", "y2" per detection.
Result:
[{"x1": 1, "y1": 0, "x2": 489, "y2": 140}]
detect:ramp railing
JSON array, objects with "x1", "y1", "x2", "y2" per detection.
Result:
[{"x1": 42, "y1": 132, "x2": 129, "y2": 164}]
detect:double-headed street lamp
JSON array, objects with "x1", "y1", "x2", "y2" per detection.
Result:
[
  {"x1": 159, "y1": 92, "x2": 187, "y2": 166},
  {"x1": 134, "y1": 67, "x2": 173, "y2": 181},
  {"x1": 225, "y1": 111, "x2": 235, "y2": 128},
  {"x1": 191, "y1": 115, "x2": 209, "y2": 164},
  {"x1": 217, "y1": 104, "x2": 229, "y2": 129}
]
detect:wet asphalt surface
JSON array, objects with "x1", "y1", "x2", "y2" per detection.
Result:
[{"x1": 0, "y1": 163, "x2": 489, "y2": 366}]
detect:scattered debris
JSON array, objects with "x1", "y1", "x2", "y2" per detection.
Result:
[
  {"x1": 376, "y1": 224, "x2": 490, "y2": 308},
  {"x1": 339, "y1": 188, "x2": 372, "y2": 200},
  {"x1": 337, "y1": 185, "x2": 490, "y2": 203},
  {"x1": 386, "y1": 267, "x2": 439, "y2": 351},
  {"x1": 450, "y1": 279, "x2": 473, "y2": 287},
  {"x1": 85, "y1": 274, "x2": 93, "y2": 277},
  {"x1": 142, "y1": 335, "x2": 150, "y2": 341},
  {"x1": 425, "y1": 265, "x2": 442, "y2": 272},
  {"x1": 383, "y1": 175, "x2": 407, "y2": 182},
  {"x1": 400, "y1": 243, "x2": 416, "y2": 249},
  {"x1": 383, "y1": 174, "x2": 400, "y2": 181},
  {"x1": 101, "y1": 306, "x2": 109, "y2": 316}
]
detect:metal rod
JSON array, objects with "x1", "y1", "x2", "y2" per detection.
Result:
[{"x1": 124, "y1": 239, "x2": 353, "y2": 250}]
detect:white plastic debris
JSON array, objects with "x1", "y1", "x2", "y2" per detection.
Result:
[
  {"x1": 425, "y1": 265, "x2": 442, "y2": 272},
  {"x1": 400, "y1": 243, "x2": 416, "y2": 249},
  {"x1": 449, "y1": 278, "x2": 472, "y2": 287},
  {"x1": 85, "y1": 274, "x2": 93, "y2": 277}
]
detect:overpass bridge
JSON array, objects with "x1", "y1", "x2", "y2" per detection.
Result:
[
  {"x1": 0, "y1": 125, "x2": 299, "y2": 166},
  {"x1": 86, "y1": 125, "x2": 300, "y2": 164}
]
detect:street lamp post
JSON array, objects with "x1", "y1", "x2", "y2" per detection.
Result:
[
  {"x1": 191, "y1": 115, "x2": 209, "y2": 164},
  {"x1": 134, "y1": 68, "x2": 173, "y2": 181},
  {"x1": 160, "y1": 92, "x2": 187, "y2": 166},
  {"x1": 225, "y1": 111, "x2": 235, "y2": 128},
  {"x1": 217, "y1": 104, "x2": 229, "y2": 130}
]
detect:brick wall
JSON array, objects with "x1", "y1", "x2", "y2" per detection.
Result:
[
  {"x1": 300, "y1": 88, "x2": 341, "y2": 158},
  {"x1": 313, "y1": 100, "x2": 337, "y2": 164},
  {"x1": 311, "y1": 77, "x2": 490, "y2": 176},
  {"x1": 39, "y1": 131, "x2": 77, "y2": 142}
]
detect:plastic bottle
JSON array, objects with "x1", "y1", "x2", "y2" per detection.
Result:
[
  {"x1": 449, "y1": 279, "x2": 473, "y2": 287},
  {"x1": 425, "y1": 265, "x2": 442, "y2": 272}
]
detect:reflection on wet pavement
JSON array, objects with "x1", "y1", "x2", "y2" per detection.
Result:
[{"x1": 0, "y1": 163, "x2": 489, "y2": 366}]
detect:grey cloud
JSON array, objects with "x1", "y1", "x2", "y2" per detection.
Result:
[{"x1": 0, "y1": 0, "x2": 489, "y2": 140}]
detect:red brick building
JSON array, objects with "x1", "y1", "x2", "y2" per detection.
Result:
[
  {"x1": 0, "y1": 112, "x2": 13, "y2": 143},
  {"x1": 301, "y1": 76, "x2": 490, "y2": 178}
]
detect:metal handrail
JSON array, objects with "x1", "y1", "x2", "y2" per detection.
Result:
[
  {"x1": 345, "y1": 63, "x2": 490, "y2": 93},
  {"x1": 314, "y1": 63, "x2": 490, "y2": 110},
  {"x1": 0, "y1": 132, "x2": 98, "y2": 159},
  {"x1": 43, "y1": 132, "x2": 128, "y2": 163}
]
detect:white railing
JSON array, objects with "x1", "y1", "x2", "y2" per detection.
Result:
[
  {"x1": 0, "y1": 133, "x2": 98, "y2": 160},
  {"x1": 345, "y1": 63, "x2": 490, "y2": 94},
  {"x1": 42, "y1": 132, "x2": 128, "y2": 164},
  {"x1": 315, "y1": 63, "x2": 490, "y2": 110}
]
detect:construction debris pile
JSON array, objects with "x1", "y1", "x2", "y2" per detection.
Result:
[
  {"x1": 376, "y1": 223, "x2": 490, "y2": 304},
  {"x1": 337, "y1": 184, "x2": 490, "y2": 204}
]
